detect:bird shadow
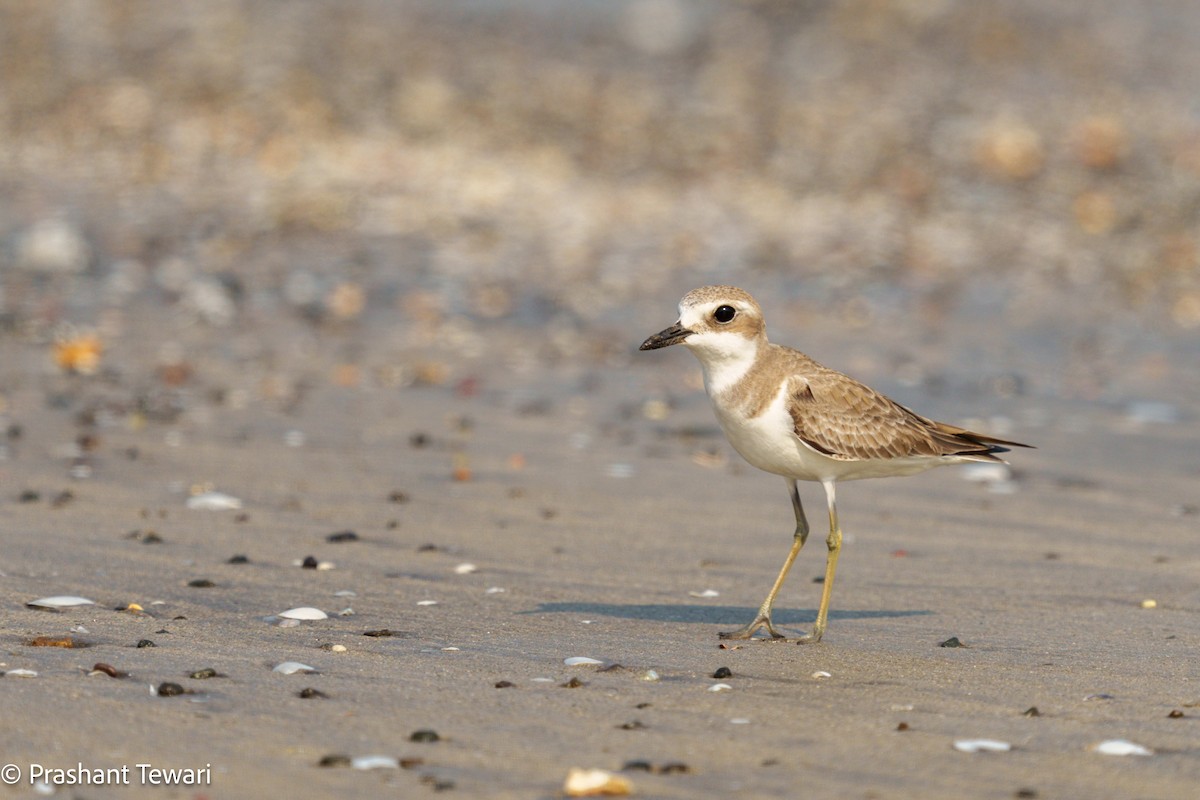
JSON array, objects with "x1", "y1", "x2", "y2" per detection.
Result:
[{"x1": 523, "y1": 602, "x2": 930, "y2": 626}]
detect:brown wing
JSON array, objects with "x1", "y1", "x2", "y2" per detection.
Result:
[{"x1": 787, "y1": 369, "x2": 1025, "y2": 462}]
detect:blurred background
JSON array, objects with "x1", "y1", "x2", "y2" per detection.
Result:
[{"x1": 2, "y1": 0, "x2": 1198, "y2": 412}]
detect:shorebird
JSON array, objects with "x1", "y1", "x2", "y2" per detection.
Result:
[{"x1": 640, "y1": 286, "x2": 1031, "y2": 642}]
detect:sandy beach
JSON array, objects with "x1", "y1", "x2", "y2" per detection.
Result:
[{"x1": 3, "y1": 2, "x2": 1200, "y2": 797}]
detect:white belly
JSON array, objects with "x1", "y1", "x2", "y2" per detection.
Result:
[{"x1": 710, "y1": 384, "x2": 950, "y2": 483}]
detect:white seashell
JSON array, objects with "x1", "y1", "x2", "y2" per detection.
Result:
[
  {"x1": 416, "y1": 600, "x2": 438, "y2": 606},
  {"x1": 4, "y1": 668, "x2": 38, "y2": 678},
  {"x1": 953, "y1": 739, "x2": 1012, "y2": 753},
  {"x1": 278, "y1": 607, "x2": 328, "y2": 620},
  {"x1": 730, "y1": 718, "x2": 751, "y2": 724},
  {"x1": 564, "y1": 657, "x2": 603, "y2": 666},
  {"x1": 531, "y1": 677, "x2": 555, "y2": 683},
  {"x1": 441, "y1": 647, "x2": 460, "y2": 652},
  {"x1": 563, "y1": 767, "x2": 633, "y2": 797},
  {"x1": 708, "y1": 683, "x2": 733, "y2": 692},
  {"x1": 454, "y1": 563, "x2": 478, "y2": 575},
  {"x1": 338, "y1": 608, "x2": 354, "y2": 616},
  {"x1": 273, "y1": 661, "x2": 318, "y2": 675},
  {"x1": 27, "y1": 596, "x2": 96, "y2": 610},
  {"x1": 688, "y1": 589, "x2": 720, "y2": 598},
  {"x1": 640, "y1": 670, "x2": 661, "y2": 682},
  {"x1": 811, "y1": 670, "x2": 832, "y2": 679},
  {"x1": 351, "y1": 755, "x2": 399, "y2": 770},
  {"x1": 333, "y1": 590, "x2": 357, "y2": 597},
  {"x1": 186, "y1": 491, "x2": 243, "y2": 510},
  {"x1": 485, "y1": 586, "x2": 506, "y2": 594},
  {"x1": 330, "y1": 644, "x2": 347, "y2": 653},
  {"x1": 1093, "y1": 739, "x2": 1153, "y2": 756}
]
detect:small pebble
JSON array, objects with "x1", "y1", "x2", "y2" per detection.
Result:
[
  {"x1": 273, "y1": 661, "x2": 319, "y2": 675},
  {"x1": 1167, "y1": 709, "x2": 1184, "y2": 718},
  {"x1": 454, "y1": 562, "x2": 478, "y2": 575},
  {"x1": 621, "y1": 760, "x2": 653, "y2": 772},
  {"x1": 939, "y1": 637, "x2": 965, "y2": 648},
  {"x1": 712, "y1": 667, "x2": 733, "y2": 679},
  {"x1": 1023, "y1": 706, "x2": 1041, "y2": 717},
  {"x1": 954, "y1": 739, "x2": 1011, "y2": 753},
  {"x1": 327, "y1": 530, "x2": 358, "y2": 543},
  {"x1": 708, "y1": 683, "x2": 733, "y2": 692},
  {"x1": 1093, "y1": 739, "x2": 1152, "y2": 756},
  {"x1": 617, "y1": 720, "x2": 646, "y2": 730},
  {"x1": 1140, "y1": 599, "x2": 1157, "y2": 609},
  {"x1": 417, "y1": 599, "x2": 438, "y2": 606},
  {"x1": 187, "y1": 578, "x2": 216, "y2": 588},
  {"x1": 688, "y1": 589, "x2": 720, "y2": 598},
  {"x1": 301, "y1": 556, "x2": 319, "y2": 569},
  {"x1": 563, "y1": 767, "x2": 633, "y2": 797},
  {"x1": 318, "y1": 754, "x2": 352, "y2": 768},
  {"x1": 410, "y1": 729, "x2": 440, "y2": 743},
  {"x1": 188, "y1": 668, "x2": 219, "y2": 679},
  {"x1": 157, "y1": 682, "x2": 187, "y2": 696},
  {"x1": 90, "y1": 663, "x2": 127, "y2": 678},
  {"x1": 640, "y1": 670, "x2": 660, "y2": 682},
  {"x1": 495, "y1": 680, "x2": 516, "y2": 688},
  {"x1": 363, "y1": 629, "x2": 395, "y2": 637},
  {"x1": 897, "y1": 722, "x2": 910, "y2": 731},
  {"x1": 227, "y1": 554, "x2": 250, "y2": 564},
  {"x1": 136, "y1": 639, "x2": 156, "y2": 648},
  {"x1": 561, "y1": 676, "x2": 586, "y2": 688},
  {"x1": 299, "y1": 687, "x2": 328, "y2": 699},
  {"x1": 564, "y1": 656, "x2": 603, "y2": 666}
]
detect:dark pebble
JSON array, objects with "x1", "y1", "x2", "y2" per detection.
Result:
[
  {"x1": 410, "y1": 729, "x2": 440, "y2": 743},
  {"x1": 389, "y1": 489, "x2": 412, "y2": 502},
  {"x1": 19, "y1": 490, "x2": 40, "y2": 503},
  {"x1": 363, "y1": 629, "x2": 394, "y2": 637},
  {"x1": 317, "y1": 754, "x2": 351, "y2": 768},
  {"x1": 399, "y1": 758, "x2": 424, "y2": 769},
  {"x1": 157, "y1": 682, "x2": 186, "y2": 697},
  {"x1": 635, "y1": 702, "x2": 652, "y2": 709},
  {"x1": 494, "y1": 680, "x2": 516, "y2": 688},
  {"x1": 136, "y1": 639, "x2": 156, "y2": 648},
  {"x1": 417, "y1": 543, "x2": 441, "y2": 553},
  {"x1": 408, "y1": 433, "x2": 429, "y2": 448},
  {"x1": 1016, "y1": 790, "x2": 1038, "y2": 799},
  {"x1": 712, "y1": 666, "x2": 733, "y2": 679},
  {"x1": 189, "y1": 668, "x2": 219, "y2": 679},
  {"x1": 92, "y1": 663, "x2": 128, "y2": 678},
  {"x1": 1084, "y1": 693, "x2": 1114, "y2": 701},
  {"x1": 658, "y1": 763, "x2": 690, "y2": 775},
  {"x1": 621, "y1": 761, "x2": 653, "y2": 772},
  {"x1": 234, "y1": 512, "x2": 249, "y2": 523},
  {"x1": 560, "y1": 676, "x2": 585, "y2": 688},
  {"x1": 227, "y1": 554, "x2": 250, "y2": 564},
  {"x1": 188, "y1": 578, "x2": 216, "y2": 588},
  {"x1": 327, "y1": 530, "x2": 358, "y2": 543},
  {"x1": 897, "y1": 722, "x2": 910, "y2": 731},
  {"x1": 618, "y1": 720, "x2": 647, "y2": 730},
  {"x1": 1168, "y1": 709, "x2": 1185, "y2": 718},
  {"x1": 938, "y1": 637, "x2": 965, "y2": 648},
  {"x1": 1023, "y1": 706, "x2": 1040, "y2": 717},
  {"x1": 299, "y1": 687, "x2": 328, "y2": 699},
  {"x1": 301, "y1": 555, "x2": 319, "y2": 569}
]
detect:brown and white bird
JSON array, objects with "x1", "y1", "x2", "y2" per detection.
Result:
[{"x1": 640, "y1": 285, "x2": 1031, "y2": 643}]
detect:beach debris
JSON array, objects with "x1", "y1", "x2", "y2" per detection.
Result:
[
  {"x1": 317, "y1": 754, "x2": 352, "y2": 768},
  {"x1": 278, "y1": 607, "x2": 328, "y2": 621},
  {"x1": 31, "y1": 635, "x2": 88, "y2": 648},
  {"x1": 417, "y1": 599, "x2": 438, "y2": 606},
  {"x1": 26, "y1": 596, "x2": 96, "y2": 611},
  {"x1": 563, "y1": 767, "x2": 634, "y2": 797},
  {"x1": 454, "y1": 562, "x2": 478, "y2": 575},
  {"x1": 228, "y1": 554, "x2": 250, "y2": 564},
  {"x1": 708, "y1": 683, "x2": 733, "y2": 692},
  {"x1": 188, "y1": 668, "x2": 221, "y2": 679},
  {"x1": 618, "y1": 720, "x2": 647, "y2": 730},
  {"x1": 89, "y1": 663, "x2": 127, "y2": 678},
  {"x1": 3, "y1": 669, "x2": 39, "y2": 678},
  {"x1": 187, "y1": 579, "x2": 216, "y2": 588},
  {"x1": 495, "y1": 680, "x2": 516, "y2": 688},
  {"x1": 953, "y1": 739, "x2": 1012, "y2": 753},
  {"x1": 1168, "y1": 710, "x2": 1185, "y2": 718},
  {"x1": 136, "y1": 639, "x2": 156, "y2": 648},
  {"x1": 688, "y1": 589, "x2": 719, "y2": 598},
  {"x1": 327, "y1": 530, "x2": 358, "y2": 543},
  {"x1": 1084, "y1": 693, "x2": 1115, "y2": 701},
  {"x1": 485, "y1": 586, "x2": 506, "y2": 594},
  {"x1": 157, "y1": 682, "x2": 187, "y2": 696},
  {"x1": 1140, "y1": 599, "x2": 1157, "y2": 609},
  {"x1": 410, "y1": 729, "x2": 440, "y2": 743},
  {"x1": 811, "y1": 670, "x2": 832, "y2": 679},
  {"x1": 564, "y1": 657, "x2": 604, "y2": 666},
  {"x1": 298, "y1": 687, "x2": 328, "y2": 698},
  {"x1": 712, "y1": 667, "x2": 733, "y2": 679},
  {"x1": 730, "y1": 718, "x2": 751, "y2": 724},
  {"x1": 1023, "y1": 707, "x2": 1041, "y2": 717},
  {"x1": 273, "y1": 661, "x2": 319, "y2": 675},
  {"x1": 561, "y1": 677, "x2": 586, "y2": 688},
  {"x1": 351, "y1": 755, "x2": 399, "y2": 770},
  {"x1": 53, "y1": 332, "x2": 103, "y2": 375},
  {"x1": 186, "y1": 491, "x2": 243, "y2": 510},
  {"x1": 939, "y1": 637, "x2": 965, "y2": 648},
  {"x1": 1092, "y1": 739, "x2": 1152, "y2": 756}
]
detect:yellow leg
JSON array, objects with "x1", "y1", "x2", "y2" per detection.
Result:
[
  {"x1": 797, "y1": 480, "x2": 841, "y2": 644},
  {"x1": 720, "y1": 480, "x2": 809, "y2": 640}
]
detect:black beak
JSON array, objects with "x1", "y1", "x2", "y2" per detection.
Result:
[{"x1": 639, "y1": 322, "x2": 693, "y2": 351}]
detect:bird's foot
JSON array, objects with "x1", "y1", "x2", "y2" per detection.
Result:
[{"x1": 718, "y1": 615, "x2": 787, "y2": 641}]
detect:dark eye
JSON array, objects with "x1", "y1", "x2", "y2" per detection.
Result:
[{"x1": 713, "y1": 305, "x2": 736, "y2": 323}]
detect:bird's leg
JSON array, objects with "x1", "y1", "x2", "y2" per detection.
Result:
[
  {"x1": 720, "y1": 480, "x2": 810, "y2": 640},
  {"x1": 797, "y1": 480, "x2": 841, "y2": 644}
]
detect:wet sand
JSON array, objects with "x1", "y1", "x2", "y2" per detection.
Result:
[{"x1": 3, "y1": 321, "x2": 1198, "y2": 799}]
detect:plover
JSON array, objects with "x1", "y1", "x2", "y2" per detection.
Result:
[{"x1": 640, "y1": 286, "x2": 1031, "y2": 643}]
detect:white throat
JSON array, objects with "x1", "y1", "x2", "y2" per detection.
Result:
[{"x1": 685, "y1": 330, "x2": 761, "y2": 396}]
